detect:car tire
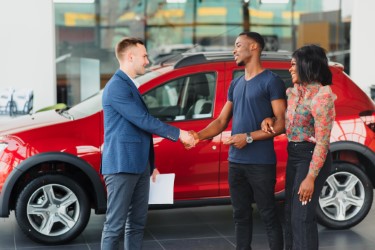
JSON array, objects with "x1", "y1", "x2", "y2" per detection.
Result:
[
  {"x1": 316, "y1": 161, "x2": 373, "y2": 229},
  {"x1": 15, "y1": 174, "x2": 91, "y2": 244}
]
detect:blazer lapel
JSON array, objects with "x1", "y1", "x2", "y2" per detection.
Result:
[{"x1": 115, "y1": 69, "x2": 149, "y2": 110}]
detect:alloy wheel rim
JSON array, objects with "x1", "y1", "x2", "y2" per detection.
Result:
[
  {"x1": 319, "y1": 171, "x2": 365, "y2": 221},
  {"x1": 26, "y1": 184, "x2": 80, "y2": 236}
]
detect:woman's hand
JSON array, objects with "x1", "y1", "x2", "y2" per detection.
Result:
[
  {"x1": 298, "y1": 174, "x2": 315, "y2": 205},
  {"x1": 261, "y1": 117, "x2": 275, "y2": 134}
]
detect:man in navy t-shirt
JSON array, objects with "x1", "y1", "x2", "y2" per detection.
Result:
[
  {"x1": 228, "y1": 69, "x2": 285, "y2": 165},
  {"x1": 191, "y1": 32, "x2": 286, "y2": 250}
]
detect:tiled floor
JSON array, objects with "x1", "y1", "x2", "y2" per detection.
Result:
[{"x1": 1, "y1": 198, "x2": 375, "y2": 250}]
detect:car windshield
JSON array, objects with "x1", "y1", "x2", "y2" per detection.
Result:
[
  {"x1": 134, "y1": 70, "x2": 161, "y2": 86},
  {"x1": 65, "y1": 70, "x2": 162, "y2": 119},
  {"x1": 67, "y1": 90, "x2": 103, "y2": 119}
]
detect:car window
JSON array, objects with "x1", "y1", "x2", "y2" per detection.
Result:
[
  {"x1": 143, "y1": 72, "x2": 216, "y2": 121},
  {"x1": 233, "y1": 69, "x2": 293, "y2": 89}
]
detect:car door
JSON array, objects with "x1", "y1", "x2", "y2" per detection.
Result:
[{"x1": 142, "y1": 63, "x2": 226, "y2": 200}]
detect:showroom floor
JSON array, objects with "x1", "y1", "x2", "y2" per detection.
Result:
[{"x1": 1, "y1": 198, "x2": 375, "y2": 250}]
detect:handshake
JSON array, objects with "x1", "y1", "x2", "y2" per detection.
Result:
[{"x1": 179, "y1": 130, "x2": 200, "y2": 149}]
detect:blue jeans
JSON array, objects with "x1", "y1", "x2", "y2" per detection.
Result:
[
  {"x1": 284, "y1": 142, "x2": 331, "y2": 250},
  {"x1": 228, "y1": 162, "x2": 284, "y2": 250},
  {"x1": 101, "y1": 167, "x2": 150, "y2": 250}
]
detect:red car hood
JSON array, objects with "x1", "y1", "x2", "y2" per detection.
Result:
[{"x1": 0, "y1": 110, "x2": 69, "y2": 136}]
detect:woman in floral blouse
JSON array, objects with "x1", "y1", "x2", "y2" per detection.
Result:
[{"x1": 262, "y1": 44, "x2": 336, "y2": 250}]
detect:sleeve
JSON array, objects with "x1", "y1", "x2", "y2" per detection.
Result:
[
  {"x1": 108, "y1": 79, "x2": 180, "y2": 141},
  {"x1": 309, "y1": 86, "x2": 336, "y2": 176},
  {"x1": 268, "y1": 74, "x2": 287, "y2": 101},
  {"x1": 227, "y1": 79, "x2": 236, "y2": 102}
]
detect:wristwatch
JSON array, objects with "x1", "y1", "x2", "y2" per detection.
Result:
[{"x1": 246, "y1": 132, "x2": 253, "y2": 144}]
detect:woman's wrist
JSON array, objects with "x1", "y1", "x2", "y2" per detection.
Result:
[{"x1": 308, "y1": 168, "x2": 319, "y2": 179}]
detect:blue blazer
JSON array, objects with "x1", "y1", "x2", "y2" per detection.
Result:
[{"x1": 101, "y1": 69, "x2": 180, "y2": 175}]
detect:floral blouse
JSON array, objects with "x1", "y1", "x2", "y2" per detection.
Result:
[{"x1": 286, "y1": 82, "x2": 336, "y2": 175}]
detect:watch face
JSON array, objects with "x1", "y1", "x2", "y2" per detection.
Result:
[{"x1": 246, "y1": 135, "x2": 253, "y2": 143}]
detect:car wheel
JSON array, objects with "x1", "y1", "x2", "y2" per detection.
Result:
[
  {"x1": 15, "y1": 174, "x2": 91, "y2": 244},
  {"x1": 316, "y1": 161, "x2": 373, "y2": 229}
]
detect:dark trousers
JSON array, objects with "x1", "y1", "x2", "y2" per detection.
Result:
[
  {"x1": 228, "y1": 162, "x2": 284, "y2": 250},
  {"x1": 284, "y1": 142, "x2": 331, "y2": 250},
  {"x1": 101, "y1": 166, "x2": 150, "y2": 250}
]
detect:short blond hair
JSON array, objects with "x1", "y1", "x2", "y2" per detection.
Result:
[{"x1": 115, "y1": 37, "x2": 144, "y2": 60}]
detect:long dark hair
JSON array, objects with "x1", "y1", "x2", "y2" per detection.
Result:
[{"x1": 292, "y1": 44, "x2": 332, "y2": 86}]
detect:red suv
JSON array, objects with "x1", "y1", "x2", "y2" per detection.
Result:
[{"x1": 0, "y1": 51, "x2": 374, "y2": 244}]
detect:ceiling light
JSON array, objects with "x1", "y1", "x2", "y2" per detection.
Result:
[
  {"x1": 53, "y1": 0, "x2": 95, "y2": 3},
  {"x1": 261, "y1": 0, "x2": 289, "y2": 3},
  {"x1": 166, "y1": 0, "x2": 187, "y2": 3}
]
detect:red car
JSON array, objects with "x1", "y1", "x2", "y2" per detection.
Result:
[{"x1": 0, "y1": 51, "x2": 374, "y2": 244}]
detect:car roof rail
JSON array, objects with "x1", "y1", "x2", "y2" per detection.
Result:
[{"x1": 174, "y1": 51, "x2": 293, "y2": 69}]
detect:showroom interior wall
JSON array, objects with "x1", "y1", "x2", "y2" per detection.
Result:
[
  {"x1": 0, "y1": 0, "x2": 56, "y2": 112},
  {"x1": 351, "y1": 0, "x2": 375, "y2": 96}
]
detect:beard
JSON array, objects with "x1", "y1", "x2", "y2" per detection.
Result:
[
  {"x1": 237, "y1": 60, "x2": 245, "y2": 66},
  {"x1": 136, "y1": 66, "x2": 146, "y2": 76}
]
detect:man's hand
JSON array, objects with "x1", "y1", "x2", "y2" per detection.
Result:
[
  {"x1": 189, "y1": 130, "x2": 200, "y2": 146},
  {"x1": 179, "y1": 129, "x2": 196, "y2": 149},
  {"x1": 151, "y1": 168, "x2": 160, "y2": 183},
  {"x1": 223, "y1": 133, "x2": 247, "y2": 149},
  {"x1": 261, "y1": 117, "x2": 275, "y2": 134}
]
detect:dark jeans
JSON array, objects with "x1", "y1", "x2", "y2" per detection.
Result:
[
  {"x1": 228, "y1": 162, "x2": 284, "y2": 250},
  {"x1": 284, "y1": 142, "x2": 331, "y2": 250}
]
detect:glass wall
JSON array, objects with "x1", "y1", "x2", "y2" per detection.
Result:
[{"x1": 54, "y1": 0, "x2": 350, "y2": 105}]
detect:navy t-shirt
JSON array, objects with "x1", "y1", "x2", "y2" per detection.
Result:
[{"x1": 227, "y1": 69, "x2": 286, "y2": 164}]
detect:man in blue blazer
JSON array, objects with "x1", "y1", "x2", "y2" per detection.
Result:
[{"x1": 101, "y1": 37, "x2": 195, "y2": 250}]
